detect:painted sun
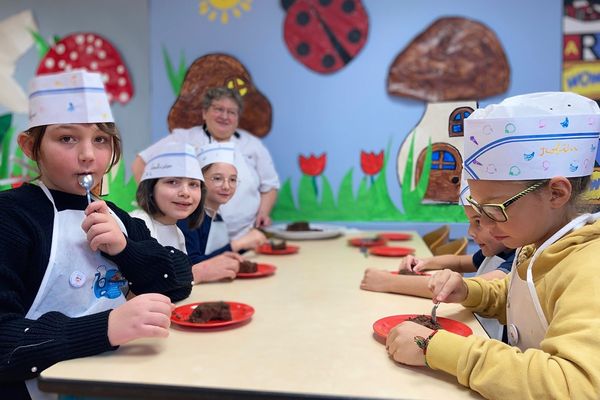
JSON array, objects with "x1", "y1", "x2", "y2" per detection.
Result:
[{"x1": 199, "y1": 0, "x2": 252, "y2": 24}]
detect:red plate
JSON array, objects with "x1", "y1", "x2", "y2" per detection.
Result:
[
  {"x1": 378, "y1": 232, "x2": 412, "y2": 241},
  {"x1": 347, "y1": 237, "x2": 387, "y2": 247},
  {"x1": 255, "y1": 243, "x2": 299, "y2": 255},
  {"x1": 373, "y1": 314, "x2": 473, "y2": 339},
  {"x1": 237, "y1": 263, "x2": 277, "y2": 278},
  {"x1": 369, "y1": 246, "x2": 415, "y2": 257},
  {"x1": 170, "y1": 301, "x2": 254, "y2": 328},
  {"x1": 390, "y1": 270, "x2": 431, "y2": 276}
]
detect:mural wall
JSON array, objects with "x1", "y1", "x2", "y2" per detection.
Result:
[{"x1": 0, "y1": 1, "x2": 569, "y2": 223}]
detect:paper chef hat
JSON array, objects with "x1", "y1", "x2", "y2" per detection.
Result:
[
  {"x1": 463, "y1": 92, "x2": 600, "y2": 181},
  {"x1": 197, "y1": 142, "x2": 236, "y2": 170},
  {"x1": 141, "y1": 142, "x2": 204, "y2": 182},
  {"x1": 458, "y1": 171, "x2": 470, "y2": 206},
  {"x1": 27, "y1": 70, "x2": 114, "y2": 129}
]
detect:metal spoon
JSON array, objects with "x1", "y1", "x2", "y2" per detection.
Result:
[
  {"x1": 78, "y1": 174, "x2": 94, "y2": 205},
  {"x1": 431, "y1": 302, "x2": 440, "y2": 324}
]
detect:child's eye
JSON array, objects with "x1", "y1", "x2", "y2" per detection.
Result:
[
  {"x1": 94, "y1": 136, "x2": 110, "y2": 144},
  {"x1": 59, "y1": 136, "x2": 75, "y2": 143}
]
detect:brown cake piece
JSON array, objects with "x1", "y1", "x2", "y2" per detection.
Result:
[
  {"x1": 239, "y1": 260, "x2": 258, "y2": 273},
  {"x1": 270, "y1": 240, "x2": 287, "y2": 250},
  {"x1": 398, "y1": 269, "x2": 421, "y2": 276},
  {"x1": 286, "y1": 221, "x2": 322, "y2": 231},
  {"x1": 189, "y1": 301, "x2": 232, "y2": 323},
  {"x1": 408, "y1": 315, "x2": 442, "y2": 330}
]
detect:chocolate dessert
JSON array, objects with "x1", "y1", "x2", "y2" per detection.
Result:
[
  {"x1": 286, "y1": 221, "x2": 322, "y2": 232},
  {"x1": 189, "y1": 301, "x2": 232, "y2": 323},
  {"x1": 239, "y1": 260, "x2": 258, "y2": 273},
  {"x1": 270, "y1": 240, "x2": 287, "y2": 250},
  {"x1": 408, "y1": 315, "x2": 442, "y2": 330},
  {"x1": 398, "y1": 269, "x2": 421, "y2": 276}
]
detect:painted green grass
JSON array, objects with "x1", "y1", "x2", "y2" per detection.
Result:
[
  {"x1": 272, "y1": 134, "x2": 466, "y2": 222},
  {"x1": 102, "y1": 160, "x2": 138, "y2": 211},
  {"x1": 162, "y1": 47, "x2": 187, "y2": 96}
]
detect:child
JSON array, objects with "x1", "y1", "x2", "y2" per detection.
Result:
[
  {"x1": 0, "y1": 70, "x2": 192, "y2": 400},
  {"x1": 385, "y1": 92, "x2": 600, "y2": 399},
  {"x1": 177, "y1": 142, "x2": 266, "y2": 281},
  {"x1": 361, "y1": 175, "x2": 514, "y2": 340},
  {"x1": 131, "y1": 142, "x2": 205, "y2": 252}
]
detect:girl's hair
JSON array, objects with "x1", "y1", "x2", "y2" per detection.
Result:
[
  {"x1": 201, "y1": 87, "x2": 244, "y2": 114},
  {"x1": 136, "y1": 179, "x2": 206, "y2": 230},
  {"x1": 25, "y1": 123, "x2": 122, "y2": 172}
]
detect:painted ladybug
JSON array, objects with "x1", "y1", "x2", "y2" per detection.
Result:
[{"x1": 282, "y1": 0, "x2": 369, "y2": 74}]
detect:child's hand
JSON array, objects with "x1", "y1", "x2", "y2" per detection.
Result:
[
  {"x1": 427, "y1": 269, "x2": 468, "y2": 303},
  {"x1": 81, "y1": 200, "x2": 127, "y2": 255},
  {"x1": 360, "y1": 268, "x2": 394, "y2": 292},
  {"x1": 398, "y1": 255, "x2": 425, "y2": 272},
  {"x1": 386, "y1": 321, "x2": 433, "y2": 366},
  {"x1": 192, "y1": 254, "x2": 240, "y2": 283},
  {"x1": 107, "y1": 293, "x2": 174, "y2": 346},
  {"x1": 231, "y1": 229, "x2": 267, "y2": 251},
  {"x1": 222, "y1": 251, "x2": 244, "y2": 262}
]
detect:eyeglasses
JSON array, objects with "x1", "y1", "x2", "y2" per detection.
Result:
[
  {"x1": 207, "y1": 175, "x2": 239, "y2": 187},
  {"x1": 210, "y1": 105, "x2": 239, "y2": 118},
  {"x1": 466, "y1": 181, "x2": 547, "y2": 222}
]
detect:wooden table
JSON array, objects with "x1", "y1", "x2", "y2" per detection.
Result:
[{"x1": 40, "y1": 232, "x2": 485, "y2": 400}]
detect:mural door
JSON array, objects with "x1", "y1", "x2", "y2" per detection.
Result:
[{"x1": 415, "y1": 143, "x2": 462, "y2": 203}]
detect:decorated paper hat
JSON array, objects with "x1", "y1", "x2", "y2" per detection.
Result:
[
  {"x1": 197, "y1": 142, "x2": 236, "y2": 169},
  {"x1": 458, "y1": 171, "x2": 470, "y2": 206},
  {"x1": 463, "y1": 92, "x2": 600, "y2": 181},
  {"x1": 28, "y1": 69, "x2": 114, "y2": 129},
  {"x1": 141, "y1": 142, "x2": 203, "y2": 182}
]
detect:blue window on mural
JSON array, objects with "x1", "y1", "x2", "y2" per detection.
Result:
[
  {"x1": 431, "y1": 150, "x2": 457, "y2": 170},
  {"x1": 449, "y1": 107, "x2": 474, "y2": 137}
]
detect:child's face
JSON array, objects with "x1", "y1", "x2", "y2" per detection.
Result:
[
  {"x1": 153, "y1": 177, "x2": 202, "y2": 225},
  {"x1": 468, "y1": 180, "x2": 554, "y2": 248},
  {"x1": 32, "y1": 124, "x2": 113, "y2": 195},
  {"x1": 203, "y1": 163, "x2": 238, "y2": 207},
  {"x1": 463, "y1": 206, "x2": 508, "y2": 257}
]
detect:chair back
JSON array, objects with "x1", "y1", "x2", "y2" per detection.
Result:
[
  {"x1": 422, "y1": 225, "x2": 450, "y2": 252},
  {"x1": 432, "y1": 237, "x2": 469, "y2": 256}
]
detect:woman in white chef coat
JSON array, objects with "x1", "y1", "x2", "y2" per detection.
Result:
[{"x1": 133, "y1": 87, "x2": 279, "y2": 239}]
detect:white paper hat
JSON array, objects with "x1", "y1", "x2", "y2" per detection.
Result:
[
  {"x1": 458, "y1": 171, "x2": 470, "y2": 206},
  {"x1": 463, "y1": 92, "x2": 600, "y2": 181},
  {"x1": 197, "y1": 142, "x2": 236, "y2": 170},
  {"x1": 141, "y1": 142, "x2": 204, "y2": 182},
  {"x1": 27, "y1": 69, "x2": 113, "y2": 129}
]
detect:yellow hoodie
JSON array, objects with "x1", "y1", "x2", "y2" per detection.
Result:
[{"x1": 426, "y1": 219, "x2": 600, "y2": 399}]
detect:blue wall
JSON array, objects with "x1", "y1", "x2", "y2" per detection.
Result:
[{"x1": 148, "y1": 0, "x2": 563, "y2": 212}]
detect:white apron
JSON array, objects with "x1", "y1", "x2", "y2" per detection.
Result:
[
  {"x1": 205, "y1": 211, "x2": 230, "y2": 255},
  {"x1": 25, "y1": 184, "x2": 128, "y2": 400},
  {"x1": 506, "y1": 212, "x2": 600, "y2": 351},
  {"x1": 219, "y1": 146, "x2": 260, "y2": 239},
  {"x1": 474, "y1": 255, "x2": 505, "y2": 340},
  {"x1": 130, "y1": 209, "x2": 187, "y2": 253}
]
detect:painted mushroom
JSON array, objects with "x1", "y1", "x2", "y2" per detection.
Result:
[
  {"x1": 168, "y1": 53, "x2": 272, "y2": 137},
  {"x1": 36, "y1": 33, "x2": 134, "y2": 104},
  {"x1": 390, "y1": 17, "x2": 509, "y2": 203}
]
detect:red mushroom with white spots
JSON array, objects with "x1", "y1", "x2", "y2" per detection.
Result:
[{"x1": 36, "y1": 33, "x2": 134, "y2": 104}]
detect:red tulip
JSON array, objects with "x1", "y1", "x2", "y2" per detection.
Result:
[
  {"x1": 361, "y1": 150, "x2": 384, "y2": 176},
  {"x1": 299, "y1": 153, "x2": 326, "y2": 176}
]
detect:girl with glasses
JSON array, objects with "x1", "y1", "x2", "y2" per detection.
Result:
[
  {"x1": 385, "y1": 92, "x2": 600, "y2": 399},
  {"x1": 177, "y1": 142, "x2": 267, "y2": 282}
]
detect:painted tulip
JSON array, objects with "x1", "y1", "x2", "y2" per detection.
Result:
[
  {"x1": 360, "y1": 150, "x2": 384, "y2": 175},
  {"x1": 299, "y1": 153, "x2": 326, "y2": 176}
]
